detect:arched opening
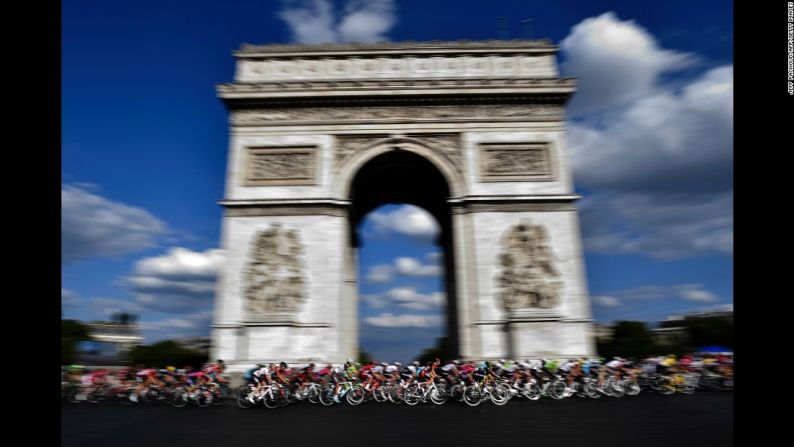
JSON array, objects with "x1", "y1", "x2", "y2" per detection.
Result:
[{"x1": 348, "y1": 148, "x2": 459, "y2": 362}]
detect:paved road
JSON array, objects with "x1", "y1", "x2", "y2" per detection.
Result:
[{"x1": 62, "y1": 392, "x2": 732, "y2": 447}]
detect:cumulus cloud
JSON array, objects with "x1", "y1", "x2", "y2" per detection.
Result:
[
  {"x1": 679, "y1": 289, "x2": 719, "y2": 303},
  {"x1": 386, "y1": 287, "x2": 445, "y2": 311},
  {"x1": 394, "y1": 257, "x2": 442, "y2": 277},
  {"x1": 365, "y1": 264, "x2": 394, "y2": 283},
  {"x1": 569, "y1": 66, "x2": 733, "y2": 196},
  {"x1": 368, "y1": 205, "x2": 439, "y2": 239},
  {"x1": 278, "y1": 0, "x2": 396, "y2": 44},
  {"x1": 62, "y1": 184, "x2": 167, "y2": 263},
  {"x1": 579, "y1": 192, "x2": 732, "y2": 259},
  {"x1": 561, "y1": 12, "x2": 696, "y2": 116},
  {"x1": 62, "y1": 288, "x2": 82, "y2": 307},
  {"x1": 140, "y1": 310, "x2": 214, "y2": 342},
  {"x1": 598, "y1": 284, "x2": 721, "y2": 303},
  {"x1": 361, "y1": 294, "x2": 388, "y2": 309},
  {"x1": 593, "y1": 295, "x2": 621, "y2": 307},
  {"x1": 364, "y1": 253, "x2": 442, "y2": 284},
  {"x1": 123, "y1": 248, "x2": 225, "y2": 313},
  {"x1": 364, "y1": 312, "x2": 442, "y2": 328},
  {"x1": 561, "y1": 13, "x2": 732, "y2": 260}
]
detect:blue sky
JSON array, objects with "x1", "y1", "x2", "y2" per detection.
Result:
[{"x1": 62, "y1": 0, "x2": 733, "y2": 362}]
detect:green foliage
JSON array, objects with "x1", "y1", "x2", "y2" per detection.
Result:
[
  {"x1": 596, "y1": 321, "x2": 658, "y2": 359},
  {"x1": 414, "y1": 336, "x2": 453, "y2": 363},
  {"x1": 127, "y1": 340, "x2": 207, "y2": 369},
  {"x1": 61, "y1": 320, "x2": 91, "y2": 364},
  {"x1": 357, "y1": 350, "x2": 373, "y2": 364},
  {"x1": 597, "y1": 316, "x2": 734, "y2": 359}
]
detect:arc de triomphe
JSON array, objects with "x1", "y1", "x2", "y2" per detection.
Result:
[{"x1": 211, "y1": 40, "x2": 596, "y2": 370}]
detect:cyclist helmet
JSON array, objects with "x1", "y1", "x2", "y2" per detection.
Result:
[
  {"x1": 167, "y1": 366, "x2": 176, "y2": 372},
  {"x1": 395, "y1": 362, "x2": 402, "y2": 367},
  {"x1": 257, "y1": 363, "x2": 266, "y2": 368},
  {"x1": 413, "y1": 361, "x2": 420, "y2": 366},
  {"x1": 308, "y1": 362, "x2": 315, "y2": 368},
  {"x1": 280, "y1": 362, "x2": 288, "y2": 368}
]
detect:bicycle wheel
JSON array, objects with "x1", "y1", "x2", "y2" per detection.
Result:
[
  {"x1": 658, "y1": 379, "x2": 675, "y2": 395},
  {"x1": 172, "y1": 390, "x2": 189, "y2": 408},
  {"x1": 346, "y1": 386, "x2": 365, "y2": 406},
  {"x1": 387, "y1": 385, "x2": 404, "y2": 405},
  {"x1": 319, "y1": 388, "x2": 336, "y2": 406},
  {"x1": 308, "y1": 386, "x2": 321, "y2": 404},
  {"x1": 527, "y1": 383, "x2": 542, "y2": 400},
  {"x1": 403, "y1": 384, "x2": 422, "y2": 406},
  {"x1": 429, "y1": 386, "x2": 447, "y2": 405},
  {"x1": 490, "y1": 384, "x2": 510, "y2": 406},
  {"x1": 463, "y1": 386, "x2": 481, "y2": 407},
  {"x1": 236, "y1": 388, "x2": 254, "y2": 409},
  {"x1": 263, "y1": 390, "x2": 281, "y2": 409},
  {"x1": 373, "y1": 386, "x2": 388, "y2": 403},
  {"x1": 547, "y1": 381, "x2": 566, "y2": 400}
]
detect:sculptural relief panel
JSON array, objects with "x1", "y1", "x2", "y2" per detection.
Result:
[
  {"x1": 242, "y1": 146, "x2": 318, "y2": 186},
  {"x1": 243, "y1": 224, "x2": 308, "y2": 318},
  {"x1": 496, "y1": 219, "x2": 563, "y2": 312}
]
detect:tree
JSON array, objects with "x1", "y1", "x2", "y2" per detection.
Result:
[
  {"x1": 357, "y1": 350, "x2": 373, "y2": 364},
  {"x1": 597, "y1": 321, "x2": 658, "y2": 360},
  {"x1": 127, "y1": 340, "x2": 207, "y2": 369},
  {"x1": 414, "y1": 336, "x2": 453, "y2": 364},
  {"x1": 62, "y1": 320, "x2": 91, "y2": 364}
]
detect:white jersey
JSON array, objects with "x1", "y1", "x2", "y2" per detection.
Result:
[
  {"x1": 607, "y1": 360, "x2": 623, "y2": 369},
  {"x1": 560, "y1": 362, "x2": 575, "y2": 372},
  {"x1": 385, "y1": 365, "x2": 398, "y2": 374},
  {"x1": 372, "y1": 365, "x2": 384, "y2": 374},
  {"x1": 441, "y1": 363, "x2": 456, "y2": 373},
  {"x1": 253, "y1": 367, "x2": 270, "y2": 378}
]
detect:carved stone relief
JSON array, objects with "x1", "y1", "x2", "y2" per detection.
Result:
[
  {"x1": 497, "y1": 220, "x2": 562, "y2": 312},
  {"x1": 333, "y1": 134, "x2": 463, "y2": 176},
  {"x1": 243, "y1": 146, "x2": 317, "y2": 186},
  {"x1": 243, "y1": 224, "x2": 307, "y2": 316},
  {"x1": 231, "y1": 104, "x2": 563, "y2": 126},
  {"x1": 479, "y1": 143, "x2": 553, "y2": 182}
]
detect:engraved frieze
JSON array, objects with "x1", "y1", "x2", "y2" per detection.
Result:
[
  {"x1": 480, "y1": 143, "x2": 554, "y2": 182},
  {"x1": 243, "y1": 147, "x2": 317, "y2": 186},
  {"x1": 243, "y1": 224, "x2": 307, "y2": 316},
  {"x1": 231, "y1": 104, "x2": 562, "y2": 125},
  {"x1": 497, "y1": 220, "x2": 562, "y2": 312}
]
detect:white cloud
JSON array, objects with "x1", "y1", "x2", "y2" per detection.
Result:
[
  {"x1": 365, "y1": 264, "x2": 393, "y2": 284},
  {"x1": 561, "y1": 12, "x2": 696, "y2": 116},
  {"x1": 386, "y1": 287, "x2": 445, "y2": 311},
  {"x1": 123, "y1": 248, "x2": 225, "y2": 313},
  {"x1": 62, "y1": 288, "x2": 82, "y2": 307},
  {"x1": 593, "y1": 296, "x2": 620, "y2": 307},
  {"x1": 569, "y1": 66, "x2": 733, "y2": 195},
  {"x1": 365, "y1": 253, "x2": 443, "y2": 284},
  {"x1": 278, "y1": 0, "x2": 396, "y2": 44},
  {"x1": 394, "y1": 257, "x2": 442, "y2": 277},
  {"x1": 361, "y1": 294, "x2": 388, "y2": 309},
  {"x1": 368, "y1": 205, "x2": 439, "y2": 238},
  {"x1": 139, "y1": 310, "x2": 214, "y2": 342},
  {"x1": 364, "y1": 312, "x2": 442, "y2": 328},
  {"x1": 561, "y1": 13, "x2": 732, "y2": 260},
  {"x1": 597, "y1": 284, "x2": 721, "y2": 303},
  {"x1": 337, "y1": 0, "x2": 396, "y2": 43},
  {"x1": 579, "y1": 192, "x2": 732, "y2": 259},
  {"x1": 62, "y1": 184, "x2": 167, "y2": 263},
  {"x1": 679, "y1": 289, "x2": 719, "y2": 303}
]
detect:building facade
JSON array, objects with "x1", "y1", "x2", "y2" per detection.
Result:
[{"x1": 211, "y1": 40, "x2": 596, "y2": 371}]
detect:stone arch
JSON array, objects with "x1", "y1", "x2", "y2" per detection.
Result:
[{"x1": 333, "y1": 137, "x2": 466, "y2": 200}]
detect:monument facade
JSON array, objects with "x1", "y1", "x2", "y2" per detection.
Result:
[{"x1": 212, "y1": 40, "x2": 596, "y2": 370}]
